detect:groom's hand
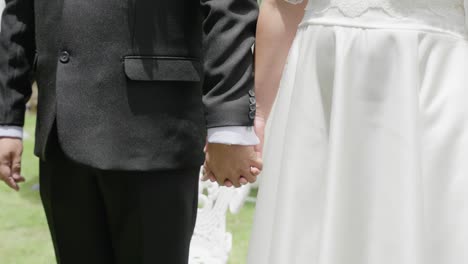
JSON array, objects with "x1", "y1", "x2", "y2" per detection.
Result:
[
  {"x1": 205, "y1": 143, "x2": 263, "y2": 188},
  {"x1": 0, "y1": 138, "x2": 25, "y2": 191}
]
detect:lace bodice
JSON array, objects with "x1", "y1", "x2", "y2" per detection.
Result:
[
  {"x1": 285, "y1": 0, "x2": 467, "y2": 35},
  {"x1": 285, "y1": 0, "x2": 464, "y2": 18}
]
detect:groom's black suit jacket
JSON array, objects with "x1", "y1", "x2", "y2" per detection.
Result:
[{"x1": 0, "y1": 0, "x2": 258, "y2": 170}]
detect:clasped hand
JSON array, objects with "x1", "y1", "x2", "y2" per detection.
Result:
[{"x1": 203, "y1": 143, "x2": 263, "y2": 188}]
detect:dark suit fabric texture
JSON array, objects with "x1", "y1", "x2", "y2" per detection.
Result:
[
  {"x1": 40, "y1": 134, "x2": 200, "y2": 264},
  {"x1": 0, "y1": 0, "x2": 258, "y2": 171}
]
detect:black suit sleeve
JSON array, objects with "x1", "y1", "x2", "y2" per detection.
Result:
[
  {"x1": 0, "y1": 0, "x2": 35, "y2": 127},
  {"x1": 200, "y1": 0, "x2": 259, "y2": 128}
]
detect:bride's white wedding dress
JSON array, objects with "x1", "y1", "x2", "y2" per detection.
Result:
[{"x1": 248, "y1": 1, "x2": 468, "y2": 263}]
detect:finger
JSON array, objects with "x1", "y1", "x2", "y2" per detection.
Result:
[
  {"x1": 239, "y1": 170, "x2": 256, "y2": 184},
  {"x1": 203, "y1": 166, "x2": 220, "y2": 184},
  {"x1": 228, "y1": 176, "x2": 241, "y2": 188},
  {"x1": 0, "y1": 165, "x2": 12, "y2": 183},
  {"x1": 11, "y1": 161, "x2": 21, "y2": 178},
  {"x1": 0, "y1": 161, "x2": 18, "y2": 191},
  {"x1": 11, "y1": 150, "x2": 22, "y2": 180},
  {"x1": 0, "y1": 164, "x2": 10, "y2": 182},
  {"x1": 238, "y1": 165, "x2": 257, "y2": 184},
  {"x1": 8, "y1": 177, "x2": 19, "y2": 191},
  {"x1": 224, "y1": 180, "x2": 233, "y2": 188},
  {"x1": 250, "y1": 167, "x2": 261, "y2": 176},
  {"x1": 2, "y1": 175, "x2": 19, "y2": 191},
  {"x1": 226, "y1": 171, "x2": 242, "y2": 187},
  {"x1": 250, "y1": 157, "x2": 263, "y2": 171},
  {"x1": 12, "y1": 174, "x2": 25, "y2": 182},
  {"x1": 216, "y1": 174, "x2": 226, "y2": 186},
  {"x1": 239, "y1": 177, "x2": 248, "y2": 185},
  {"x1": 11, "y1": 163, "x2": 22, "y2": 181},
  {"x1": 202, "y1": 161, "x2": 215, "y2": 181},
  {"x1": 205, "y1": 162, "x2": 226, "y2": 186},
  {"x1": 207, "y1": 170, "x2": 217, "y2": 182},
  {"x1": 14, "y1": 176, "x2": 26, "y2": 183},
  {"x1": 245, "y1": 175, "x2": 257, "y2": 184}
]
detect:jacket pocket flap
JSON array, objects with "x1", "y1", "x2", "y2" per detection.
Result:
[{"x1": 123, "y1": 56, "x2": 202, "y2": 82}]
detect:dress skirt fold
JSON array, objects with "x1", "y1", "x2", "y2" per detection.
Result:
[{"x1": 248, "y1": 13, "x2": 468, "y2": 264}]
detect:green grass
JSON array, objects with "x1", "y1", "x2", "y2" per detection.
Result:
[
  {"x1": 227, "y1": 202, "x2": 256, "y2": 264},
  {"x1": 0, "y1": 114, "x2": 255, "y2": 264}
]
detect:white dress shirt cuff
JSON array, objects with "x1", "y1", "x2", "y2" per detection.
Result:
[
  {"x1": 0, "y1": 126, "x2": 261, "y2": 144},
  {"x1": 0, "y1": 126, "x2": 23, "y2": 139},
  {"x1": 207, "y1": 126, "x2": 260, "y2": 146}
]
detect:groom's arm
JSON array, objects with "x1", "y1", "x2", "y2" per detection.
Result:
[
  {"x1": 200, "y1": 0, "x2": 259, "y2": 130},
  {"x1": 0, "y1": 0, "x2": 35, "y2": 191},
  {"x1": 201, "y1": 0, "x2": 262, "y2": 186},
  {"x1": 0, "y1": 0, "x2": 36, "y2": 130}
]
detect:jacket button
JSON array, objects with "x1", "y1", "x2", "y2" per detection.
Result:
[
  {"x1": 249, "y1": 110, "x2": 256, "y2": 120},
  {"x1": 249, "y1": 89, "x2": 255, "y2": 97},
  {"x1": 60, "y1": 51, "x2": 70, "y2": 63},
  {"x1": 249, "y1": 104, "x2": 256, "y2": 111},
  {"x1": 249, "y1": 97, "x2": 256, "y2": 105}
]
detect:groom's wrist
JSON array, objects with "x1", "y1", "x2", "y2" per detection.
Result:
[
  {"x1": 207, "y1": 126, "x2": 260, "y2": 146},
  {"x1": 0, "y1": 126, "x2": 23, "y2": 139}
]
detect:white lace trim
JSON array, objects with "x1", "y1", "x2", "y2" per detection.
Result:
[
  {"x1": 285, "y1": 0, "x2": 467, "y2": 35},
  {"x1": 282, "y1": 0, "x2": 464, "y2": 19},
  {"x1": 301, "y1": 1, "x2": 464, "y2": 18}
]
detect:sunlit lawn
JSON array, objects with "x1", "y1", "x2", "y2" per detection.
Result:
[{"x1": 0, "y1": 113, "x2": 255, "y2": 264}]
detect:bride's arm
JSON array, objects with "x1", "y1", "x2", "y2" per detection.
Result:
[
  {"x1": 254, "y1": 0, "x2": 307, "y2": 152},
  {"x1": 255, "y1": 0, "x2": 307, "y2": 121}
]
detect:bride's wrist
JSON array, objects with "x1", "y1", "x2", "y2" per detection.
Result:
[{"x1": 254, "y1": 107, "x2": 268, "y2": 122}]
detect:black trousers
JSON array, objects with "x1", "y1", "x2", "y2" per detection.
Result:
[{"x1": 39, "y1": 137, "x2": 200, "y2": 264}]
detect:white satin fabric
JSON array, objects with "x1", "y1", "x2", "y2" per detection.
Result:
[{"x1": 248, "y1": 9, "x2": 468, "y2": 264}]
